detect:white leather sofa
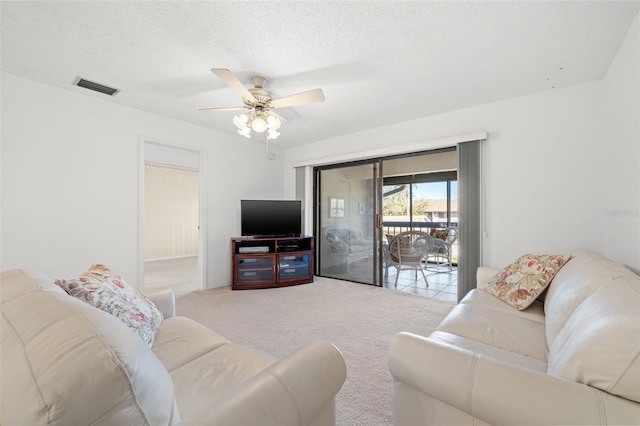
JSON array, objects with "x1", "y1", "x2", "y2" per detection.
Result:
[
  {"x1": 1, "y1": 269, "x2": 347, "y2": 425},
  {"x1": 389, "y1": 251, "x2": 640, "y2": 425}
]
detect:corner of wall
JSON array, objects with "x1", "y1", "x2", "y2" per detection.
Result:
[{"x1": 601, "y1": 11, "x2": 640, "y2": 270}]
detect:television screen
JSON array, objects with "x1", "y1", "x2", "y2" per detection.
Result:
[{"x1": 241, "y1": 200, "x2": 302, "y2": 237}]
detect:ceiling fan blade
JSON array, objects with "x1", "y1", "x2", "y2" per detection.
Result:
[
  {"x1": 211, "y1": 68, "x2": 257, "y2": 103},
  {"x1": 199, "y1": 106, "x2": 248, "y2": 112},
  {"x1": 270, "y1": 88, "x2": 325, "y2": 109}
]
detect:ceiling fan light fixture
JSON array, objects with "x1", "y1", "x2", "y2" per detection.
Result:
[
  {"x1": 232, "y1": 109, "x2": 281, "y2": 139},
  {"x1": 233, "y1": 113, "x2": 249, "y2": 129},
  {"x1": 268, "y1": 129, "x2": 280, "y2": 140},
  {"x1": 266, "y1": 115, "x2": 281, "y2": 130},
  {"x1": 251, "y1": 116, "x2": 268, "y2": 133},
  {"x1": 238, "y1": 127, "x2": 251, "y2": 138}
]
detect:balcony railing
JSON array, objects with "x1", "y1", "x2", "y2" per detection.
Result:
[{"x1": 382, "y1": 221, "x2": 457, "y2": 237}]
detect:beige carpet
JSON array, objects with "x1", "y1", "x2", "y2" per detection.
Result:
[{"x1": 176, "y1": 276, "x2": 455, "y2": 426}]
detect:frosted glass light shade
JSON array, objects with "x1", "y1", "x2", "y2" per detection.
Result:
[
  {"x1": 268, "y1": 129, "x2": 280, "y2": 140},
  {"x1": 233, "y1": 113, "x2": 249, "y2": 129},
  {"x1": 238, "y1": 127, "x2": 251, "y2": 138},
  {"x1": 251, "y1": 117, "x2": 268, "y2": 132},
  {"x1": 267, "y1": 115, "x2": 281, "y2": 130}
]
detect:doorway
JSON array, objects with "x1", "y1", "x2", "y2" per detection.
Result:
[{"x1": 140, "y1": 140, "x2": 205, "y2": 297}]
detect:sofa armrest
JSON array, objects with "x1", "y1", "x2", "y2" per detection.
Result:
[
  {"x1": 389, "y1": 332, "x2": 638, "y2": 425},
  {"x1": 203, "y1": 341, "x2": 347, "y2": 426},
  {"x1": 141, "y1": 286, "x2": 176, "y2": 318},
  {"x1": 476, "y1": 266, "x2": 500, "y2": 288}
]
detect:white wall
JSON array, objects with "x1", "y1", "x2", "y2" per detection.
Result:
[
  {"x1": 601, "y1": 14, "x2": 639, "y2": 271},
  {"x1": 1, "y1": 72, "x2": 285, "y2": 287},
  {"x1": 284, "y1": 14, "x2": 640, "y2": 273}
]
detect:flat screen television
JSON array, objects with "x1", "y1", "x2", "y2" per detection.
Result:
[{"x1": 241, "y1": 200, "x2": 302, "y2": 237}]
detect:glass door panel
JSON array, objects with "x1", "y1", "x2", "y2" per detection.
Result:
[
  {"x1": 449, "y1": 181, "x2": 459, "y2": 264},
  {"x1": 413, "y1": 180, "x2": 459, "y2": 265},
  {"x1": 383, "y1": 176, "x2": 459, "y2": 266},
  {"x1": 382, "y1": 183, "x2": 410, "y2": 235},
  {"x1": 316, "y1": 162, "x2": 382, "y2": 285}
]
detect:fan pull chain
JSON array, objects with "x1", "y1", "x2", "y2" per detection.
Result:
[{"x1": 265, "y1": 134, "x2": 275, "y2": 160}]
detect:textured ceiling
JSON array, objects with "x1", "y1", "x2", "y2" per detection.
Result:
[{"x1": 1, "y1": 1, "x2": 638, "y2": 148}]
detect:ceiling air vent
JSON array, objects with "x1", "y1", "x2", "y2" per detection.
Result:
[{"x1": 73, "y1": 77, "x2": 119, "y2": 96}]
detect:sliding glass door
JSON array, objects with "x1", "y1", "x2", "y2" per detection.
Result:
[
  {"x1": 313, "y1": 147, "x2": 470, "y2": 288},
  {"x1": 315, "y1": 161, "x2": 383, "y2": 285}
]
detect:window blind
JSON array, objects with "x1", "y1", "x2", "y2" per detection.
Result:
[{"x1": 457, "y1": 139, "x2": 483, "y2": 301}]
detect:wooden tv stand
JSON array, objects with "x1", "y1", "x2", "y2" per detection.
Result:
[{"x1": 231, "y1": 236, "x2": 314, "y2": 290}]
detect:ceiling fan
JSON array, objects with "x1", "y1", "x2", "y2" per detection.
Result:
[{"x1": 200, "y1": 68, "x2": 325, "y2": 140}]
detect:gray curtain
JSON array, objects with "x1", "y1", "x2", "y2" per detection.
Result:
[
  {"x1": 295, "y1": 166, "x2": 306, "y2": 231},
  {"x1": 457, "y1": 140, "x2": 483, "y2": 301}
]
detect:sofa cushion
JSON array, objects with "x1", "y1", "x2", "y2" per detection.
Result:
[
  {"x1": 544, "y1": 251, "x2": 638, "y2": 347},
  {"x1": 170, "y1": 343, "x2": 275, "y2": 422},
  {"x1": 153, "y1": 316, "x2": 230, "y2": 372},
  {"x1": 479, "y1": 254, "x2": 571, "y2": 310},
  {"x1": 1, "y1": 269, "x2": 178, "y2": 425},
  {"x1": 429, "y1": 331, "x2": 548, "y2": 373},
  {"x1": 56, "y1": 263, "x2": 163, "y2": 346},
  {"x1": 436, "y1": 302, "x2": 549, "y2": 362},
  {"x1": 547, "y1": 276, "x2": 640, "y2": 402},
  {"x1": 349, "y1": 242, "x2": 370, "y2": 254},
  {"x1": 460, "y1": 288, "x2": 546, "y2": 324}
]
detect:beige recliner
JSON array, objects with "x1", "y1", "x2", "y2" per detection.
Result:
[{"x1": 1, "y1": 269, "x2": 347, "y2": 425}]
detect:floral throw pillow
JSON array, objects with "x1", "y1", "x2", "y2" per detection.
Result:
[
  {"x1": 430, "y1": 229, "x2": 449, "y2": 240},
  {"x1": 479, "y1": 254, "x2": 572, "y2": 310},
  {"x1": 56, "y1": 264, "x2": 163, "y2": 346}
]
